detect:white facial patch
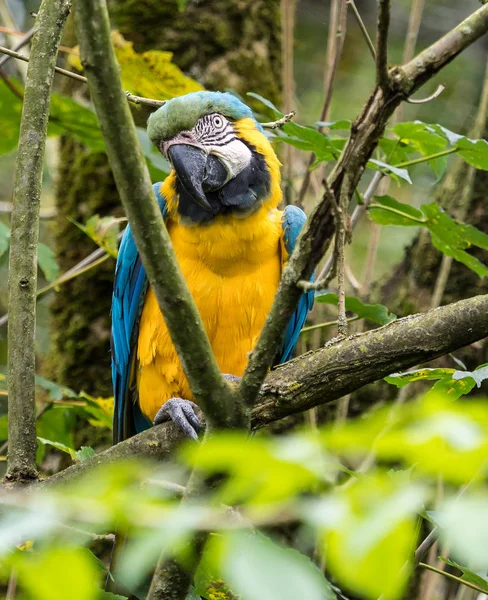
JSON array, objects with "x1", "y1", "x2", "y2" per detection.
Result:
[
  {"x1": 192, "y1": 113, "x2": 253, "y2": 184},
  {"x1": 207, "y1": 138, "x2": 252, "y2": 181}
]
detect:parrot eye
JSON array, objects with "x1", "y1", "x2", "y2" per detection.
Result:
[{"x1": 212, "y1": 114, "x2": 225, "y2": 129}]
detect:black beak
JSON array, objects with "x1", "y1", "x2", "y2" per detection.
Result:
[{"x1": 168, "y1": 144, "x2": 228, "y2": 212}]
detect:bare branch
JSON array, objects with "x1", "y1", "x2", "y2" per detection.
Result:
[
  {"x1": 5, "y1": 0, "x2": 70, "y2": 483},
  {"x1": 35, "y1": 293, "x2": 488, "y2": 488},
  {"x1": 401, "y1": 4, "x2": 488, "y2": 93}
]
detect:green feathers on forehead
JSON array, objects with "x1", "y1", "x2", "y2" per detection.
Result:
[{"x1": 147, "y1": 91, "x2": 262, "y2": 144}]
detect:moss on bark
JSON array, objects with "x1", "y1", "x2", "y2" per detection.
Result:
[{"x1": 108, "y1": 0, "x2": 282, "y2": 110}]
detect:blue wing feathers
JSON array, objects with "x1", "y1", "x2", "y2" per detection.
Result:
[
  {"x1": 278, "y1": 205, "x2": 314, "y2": 364},
  {"x1": 111, "y1": 183, "x2": 167, "y2": 442}
]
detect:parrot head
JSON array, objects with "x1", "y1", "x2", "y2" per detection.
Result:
[{"x1": 147, "y1": 91, "x2": 281, "y2": 223}]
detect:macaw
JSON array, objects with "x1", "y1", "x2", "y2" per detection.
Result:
[{"x1": 111, "y1": 91, "x2": 313, "y2": 443}]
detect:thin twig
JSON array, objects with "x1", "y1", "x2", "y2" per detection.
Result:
[
  {"x1": 6, "y1": 570, "x2": 16, "y2": 600},
  {"x1": 296, "y1": 0, "x2": 348, "y2": 207},
  {"x1": 336, "y1": 191, "x2": 349, "y2": 337},
  {"x1": 124, "y1": 91, "x2": 164, "y2": 109},
  {"x1": 0, "y1": 44, "x2": 166, "y2": 108},
  {"x1": 314, "y1": 171, "x2": 384, "y2": 286},
  {"x1": 376, "y1": 0, "x2": 391, "y2": 88},
  {"x1": 0, "y1": 201, "x2": 56, "y2": 219},
  {"x1": 419, "y1": 563, "x2": 488, "y2": 595},
  {"x1": 407, "y1": 84, "x2": 445, "y2": 105},
  {"x1": 281, "y1": 0, "x2": 296, "y2": 204},
  {"x1": 0, "y1": 27, "x2": 36, "y2": 102},
  {"x1": 300, "y1": 315, "x2": 360, "y2": 334},
  {"x1": 415, "y1": 528, "x2": 438, "y2": 563},
  {"x1": 261, "y1": 111, "x2": 296, "y2": 129},
  {"x1": 0, "y1": 27, "x2": 36, "y2": 69},
  {"x1": 347, "y1": 0, "x2": 376, "y2": 59},
  {"x1": 0, "y1": 250, "x2": 112, "y2": 328}
]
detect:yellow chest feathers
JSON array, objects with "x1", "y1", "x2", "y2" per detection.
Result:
[{"x1": 136, "y1": 206, "x2": 284, "y2": 418}]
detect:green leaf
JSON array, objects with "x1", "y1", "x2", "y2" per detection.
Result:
[
  {"x1": 37, "y1": 406, "x2": 76, "y2": 455},
  {"x1": 181, "y1": 432, "x2": 327, "y2": 506},
  {"x1": 316, "y1": 292, "x2": 396, "y2": 325},
  {"x1": 456, "y1": 137, "x2": 488, "y2": 170},
  {"x1": 385, "y1": 368, "x2": 477, "y2": 400},
  {"x1": 38, "y1": 437, "x2": 77, "y2": 460},
  {"x1": 14, "y1": 547, "x2": 99, "y2": 600},
  {"x1": 136, "y1": 126, "x2": 170, "y2": 182},
  {"x1": 440, "y1": 558, "x2": 488, "y2": 592},
  {"x1": 325, "y1": 394, "x2": 488, "y2": 484},
  {"x1": 76, "y1": 446, "x2": 96, "y2": 461},
  {"x1": 368, "y1": 159, "x2": 412, "y2": 184},
  {"x1": 385, "y1": 368, "x2": 457, "y2": 388},
  {"x1": 0, "y1": 221, "x2": 10, "y2": 258},
  {"x1": 247, "y1": 92, "x2": 337, "y2": 164},
  {"x1": 247, "y1": 92, "x2": 282, "y2": 116},
  {"x1": 0, "y1": 81, "x2": 23, "y2": 156},
  {"x1": 368, "y1": 195, "x2": 425, "y2": 227},
  {"x1": 369, "y1": 198, "x2": 488, "y2": 277},
  {"x1": 70, "y1": 214, "x2": 125, "y2": 258},
  {"x1": 277, "y1": 123, "x2": 337, "y2": 165},
  {"x1": 321, "y1": 475, "x2": 423, "y2": 600},
  {"x1": 437, "y1": 493, "x2": 488, "y2": 570},
  {"x1": 223, "y1": 532, "x2": 337, "y2": 600},
  {"x1": 315, "y1": 119, "x2": 351, "y2": 131},
  {"x1": 37, "y1": 242, "x2": 60, "y2": 282},
  {"x1": 0, "y1": 414, "x2": 7, "y2": 440},
  {"x1": 48, "y1": 93, "x2": 105, "y2": 152},
  {"x1": 393, "y1": 121, "x2": 448, "y2": 157},
  {"x1": 35, "y1": 375, "x2": 77, "y2": 400}
]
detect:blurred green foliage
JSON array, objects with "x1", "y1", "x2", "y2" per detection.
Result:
[{"x1": 1, "y1": 384, "x2": 488, "y2": 599}]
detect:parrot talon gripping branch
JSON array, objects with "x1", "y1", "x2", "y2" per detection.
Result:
[{"x1": 111, "y1": 91, "x2": 314, "y2": 442}]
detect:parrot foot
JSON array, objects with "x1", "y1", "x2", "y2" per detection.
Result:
[
  {"x1": 153, "y1": 398, "x2": 201, "y2": 441},
  {"x1": 222, "y1": 373, "x2": 242, "y2": 385}
]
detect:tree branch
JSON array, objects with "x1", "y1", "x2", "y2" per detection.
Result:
[
  {"x1": 376, "y1": 0, "x2": 391, "y2": 88},
  {"x1": 72, "y1": 0, "x2": 242, "y2": 431},
  {"x1": 5, "y1": 0, "x2": 71, "y2": 483},
  {"x1": 37, "y1": 293, "x2": 488, "y2": 488},
  {"x1": 238, "y1": 3, "x2": 488, "y2": 410}
]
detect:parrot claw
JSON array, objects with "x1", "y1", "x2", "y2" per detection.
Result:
[
  {"x1": 153, "y1": 398, "x2": 201, "y2": 441},
  {"x1": 222, "y1": 373, "x2": 242, "y2": 385}
]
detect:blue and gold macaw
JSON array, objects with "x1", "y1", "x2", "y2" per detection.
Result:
[{"x1": 111, "y1": 91, "x2": 313, "y2": 443}]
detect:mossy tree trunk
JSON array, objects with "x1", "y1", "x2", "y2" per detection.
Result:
[{"x1": 45, "y1": 0, "x2": 281, "y2": 398}]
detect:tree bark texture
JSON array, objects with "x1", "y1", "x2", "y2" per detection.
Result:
[
  {"x1": 6, "y1": 0, "x2": 71, "y2": 482},
  {"x1": 45, "y1": 0, "x2": 282, "y2": 397}
]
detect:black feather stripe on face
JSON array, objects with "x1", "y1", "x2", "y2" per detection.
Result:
[{"x1": 175, "y1": 140, "x2": 271, "y2": 224}]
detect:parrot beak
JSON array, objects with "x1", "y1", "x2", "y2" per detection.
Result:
[{"x1": 167, "y1": 144, "x2": 214, "y2": 211}]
